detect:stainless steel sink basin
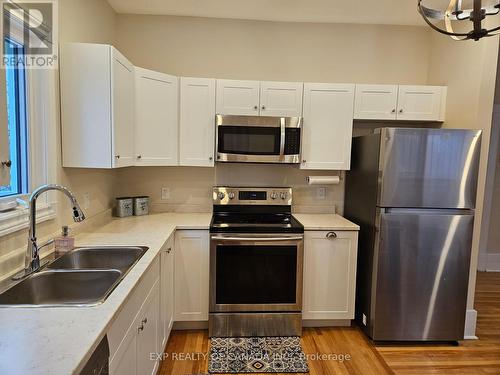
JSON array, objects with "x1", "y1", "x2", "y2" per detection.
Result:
[
  {"x1": 47, "y1": 246, "x2": 147, "y2": 273},
  {"x1": 0, "y1": 246, "x2": 148, "y2": 307},
  {"x1": 0, "y1": 270, "x2": 122, "y2": 307}
]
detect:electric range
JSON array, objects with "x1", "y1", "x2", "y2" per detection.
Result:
[{"x1": 209, "y1": 187, "x2": 304, "y2": 338}]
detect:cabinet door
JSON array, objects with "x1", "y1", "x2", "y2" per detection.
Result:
[
  {"x1": 135, "y1": 68, "x2": 178, "y2": 166},
  {"x1": 216, "y1": 79, "x2": 260, "y2": 116},
  {"x1": 396, "y1": 85, "x2": 446, "y2": 121},
  {"x1": 110, "y1": 331, "x2": 137, "y2": 375},
  {"x1": 354, "y1": 85, "x2": 398, "y2": 120},
  {"x1": 260, "y1": 81, "x2": 303, "y2": 117},
  {"x1": 303, "y1": 231, "x2": 358, "y2": 320},
  {"x1": 179, "y1": 77, "x2": 216, "y2": 167},
  {"x1": 111, "y1": 47, "x2": 135, "y2": 168},
  {"x1": 60, "y1": 43, "x2": 113, "y2": 168},
  {"x1": 301, "y1": 83, "x2": 355, "y2": 170},
  {"x1": 137, "y1": 282, "x2": 160, "y2": 375},
  {"x1": 159, "y1": 237, "x2": 174, "y2": 351},
  {"x1": 174, "y1": 230, "x2": 209, "y2": 321}
]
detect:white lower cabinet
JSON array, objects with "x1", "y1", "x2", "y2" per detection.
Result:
[
  {"x1": 159, "y1": 235, "x2": 175, "y2": 351},
  {"x1": 174, "y1": 230, "x2": 210, "y2": 321},
  {"x1": 109, "y1": 257, "x2": 160, "y2": 375},
  {"x1": 303, "y1": 230, "x2": 358, "y2": 320}
]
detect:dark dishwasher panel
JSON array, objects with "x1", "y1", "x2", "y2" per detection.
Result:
[{"x1": 79, "y1": 336, "x2": 110, "y2": 375}]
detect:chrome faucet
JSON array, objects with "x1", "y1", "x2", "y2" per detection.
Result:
[{"x1": 24, "y1": 184, "x2": 85, "y2": 275}]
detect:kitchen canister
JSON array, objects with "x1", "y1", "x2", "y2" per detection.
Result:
[
  {"x1": 115, "y1": 197, "x2": 133, "y2": 217},
  {"x1": 133, "y1": 196, "x2": 150, "y2": 216}
]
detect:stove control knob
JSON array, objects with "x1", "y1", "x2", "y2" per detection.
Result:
[
  {"x1": 280, "y1": 192, "x2": 287, "y2": 200},
  {"x1": 228, "y1": 192, "x2": 235, "y2": 200},
  {"x1": 270, "y1": 192, "x2": 278, "y2": 200},
  {"x1": 218, "y1": 192, "x2": 225, "y2": 200}
]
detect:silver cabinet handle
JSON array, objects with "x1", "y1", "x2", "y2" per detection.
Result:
[
  {"x1": 399, "y1": 109, "x2": 403, "y2": 113},
  {"x1": 137, "y1": 155, "x2": 142, "y2": 159},
  {"x1": 1, "y1": 160, "x2": 11, "y2": 168},
  {"x1": 115, "y1": 155, "x2": 120, "y2": 159},
  {"x1": 138, "y1": 323, "x2": 144, "y2": 332},
  {"x1": 167, "y1": 247, "x2": 172, "y2": 254},
  {"x1": 391, "y1": 109, "x2": 396, "y2": 113},
  {"x1": 302, "y1": 160, "x2": 307, "y2": 163},
  {"x1": 142, "y1": 318, "x2": 148, "y2": 324},
  {"x1": 326, "y1": 232, "x2": 337, "y2": 239}
]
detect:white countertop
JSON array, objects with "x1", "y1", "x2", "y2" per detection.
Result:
[
  {"x1": 0, "y1": 211, "x2": 358, "y2": 375},
  {"x1": 0, "y1": 212, "x2": 211, "y2": 375},
  {"x1": 293, "y1": 214, "x2": 360, "y2": 231}
]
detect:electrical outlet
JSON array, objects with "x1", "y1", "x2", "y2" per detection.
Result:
[
  {"x1": 317, "y1": 187, "x2": 327, "y2": 200},
  {"x1": 161, "y1": 187, "x2": 170, "y2": 201},
  {"x1": 82, "y1": 192, "x2": 90, "y2": 209}
]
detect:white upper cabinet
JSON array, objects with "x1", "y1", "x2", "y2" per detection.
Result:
[
  {"x1": 216, "y1": 79, "x2": 260, "y2": 116},
  {"x1": 112, "y1": 49, "x2": 135, "y2": 168},
  {"x1": 179, "y1": 77, "x2": 216, "y2": 167},
  {"x1": 216, "y1": 79, "x2": 304, "y2": 117},
  {"x1": 259, "y1": 81, "x2": 304, "y2": 117},
  {"x1": 397, "y1": 85, "x2": 446, "y2": 122},
  {"x1": 353, "y1": 84, "x2": 447, "y2": 122},
  {"x1": 61, "y1": 43, "x2": 135, "y2": 168},
  {"x1": 135, "y1": 68, "x2": 178, "y2": 166},
  {"x1": 301, "y1": 83, "x2": 355, "y2": 170},
  {"x1": 354, "y1": 85, "x2": 398, "y2": 120}
]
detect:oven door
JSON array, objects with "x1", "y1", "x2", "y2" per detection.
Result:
[{"x1": 210, "y1": 233, "x2": 304, "y2": 313}]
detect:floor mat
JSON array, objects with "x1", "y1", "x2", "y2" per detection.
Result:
[{"x1": 208, "y1": 336, "x2": 309, "y2": 373}]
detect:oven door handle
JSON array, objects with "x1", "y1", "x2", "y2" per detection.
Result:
[{"x1": 211, "y1": 236, "x2": 303, "y2": 242}]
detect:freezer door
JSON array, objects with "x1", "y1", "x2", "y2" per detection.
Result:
[
  {"x1": 372, "y1": 209, "x2": 473, "y2": 341},
  {"x1": 379, "y1": 128, "x2": 481, "y2": 209}
]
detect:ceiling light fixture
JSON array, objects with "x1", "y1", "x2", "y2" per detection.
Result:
[{"x1": 418, "y1": 0, "x2": 500, "y2": 41}]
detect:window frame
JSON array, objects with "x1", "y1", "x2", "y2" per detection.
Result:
[
  {"x1": 0, "y1": 16, "x2": 56, "y2": 236},
  {"x1": 0, "y1": 37, "x2": 28, "y2": 198}
]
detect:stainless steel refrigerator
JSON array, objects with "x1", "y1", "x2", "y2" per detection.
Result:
[{"x1": 345, "y1": 128, "x2": 482, "y2": 341}]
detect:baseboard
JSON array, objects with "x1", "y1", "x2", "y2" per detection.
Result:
[
  {"x1": 464, "y1": 309, "x2": 478, "y2": 340},
  {"x1": 485, "y1": 253, "x2": 500, "y2": 272},
  {"x1": 302, "y1": 319, "x2": 352, "y2": 328},
  {"x1": 173, "y1": 321, "x2": 208, "y2": 330}
]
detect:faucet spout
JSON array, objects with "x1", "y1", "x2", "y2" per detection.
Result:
[{"x1": 24, "y1": 184, "x2": 86, "y2": 274}]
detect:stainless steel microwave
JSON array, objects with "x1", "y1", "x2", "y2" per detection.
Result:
[{"x1": 215, "y1": 115, "x2": 302, "y2": 164}]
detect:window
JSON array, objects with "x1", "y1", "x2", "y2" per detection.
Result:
[{"x1": 0, "y1": 38, "x2": 28, "y2": 197}]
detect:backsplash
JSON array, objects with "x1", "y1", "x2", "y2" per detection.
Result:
[{"x1": 115, "y1": 165, "x2": 344, "y2": 215}]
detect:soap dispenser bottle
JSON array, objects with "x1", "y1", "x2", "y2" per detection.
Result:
[{"x1": 54, "y1": 226, "x2": 74, "y2": 256}]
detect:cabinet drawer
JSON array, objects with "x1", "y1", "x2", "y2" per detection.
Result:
[{"x1": 108, "y1": 256, "x2": 159, "y2": 361}]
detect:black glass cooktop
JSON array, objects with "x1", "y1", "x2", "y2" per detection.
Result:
[{"x1": 210, "y1": 212, "x2": 304, "y2": 233}]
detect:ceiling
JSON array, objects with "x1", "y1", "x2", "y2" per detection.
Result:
[{"x1": 106, "y1": 0, "x2": 425, "y2": 26}]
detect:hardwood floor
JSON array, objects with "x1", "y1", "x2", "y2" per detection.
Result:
[{"x1": 159, "y1": 272, "x2": 500, "y2": 375}]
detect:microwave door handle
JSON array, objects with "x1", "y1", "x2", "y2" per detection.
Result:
[{"x1": 279, "y1": 117, "x2": 285, "y2": 160}]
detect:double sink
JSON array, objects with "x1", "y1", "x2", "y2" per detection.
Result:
[{"x1": 0, "y1": 246, "x2": 148, "y2": 307}]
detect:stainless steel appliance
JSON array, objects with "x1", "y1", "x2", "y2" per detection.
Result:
[
  {"x1": 216, "y1": 115, "x2": 302, "y2": 164},
  {"x1": 209, "y1": 187, "x2": 304, "y2": 337},
  {"x1": 345, "y1": 128, "x2": 482, "y2": 341}
]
